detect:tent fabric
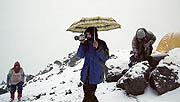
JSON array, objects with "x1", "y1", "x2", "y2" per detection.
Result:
[{"x1": 156, "y1": 32, "x2": 180, "y2": 53}]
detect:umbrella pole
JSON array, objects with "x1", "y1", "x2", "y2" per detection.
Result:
[{"x1": 94, "y1": 27, "x2": 95, "y2": 41}]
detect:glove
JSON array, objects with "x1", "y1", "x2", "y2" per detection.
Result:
[
  {"x1": 133, "y1": 50, "x2": 138, "y2": 58},
  {"x1": 145, "y1": 40, "x2": 154, "y2": 48},
  {"x1": 144, "y1": 40, "x2": 154, "y2": 51}
]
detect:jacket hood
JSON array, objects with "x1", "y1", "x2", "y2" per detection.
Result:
[
  {"x1": 84, "y1": 27, "x2": 98, "y2": 40},
  {"x1": 14, "y1": 61, "x2": 20, "y2": 73},
  {"x1": 136, "y1": 28, "x2": 148, "y2": 38}
]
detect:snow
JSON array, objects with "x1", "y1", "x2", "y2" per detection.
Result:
[{"x1": 1, "y1": 49, "x2": 180, "y2": 102}]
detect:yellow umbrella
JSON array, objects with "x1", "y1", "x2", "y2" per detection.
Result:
[{"x1": 67, "y1": 16, "x2": 121, "y2": 33}]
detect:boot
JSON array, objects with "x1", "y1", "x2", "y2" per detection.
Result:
[
  {"x1": 10, "y1": 93, "x2": 14, "y2": 101},
  {"x1": 9, "y1": 98, "x2": 14, "y2": 102},
  {"x1": 18, "y1": 98, "x2": 22, "y2": 102},
  {"x1": 17, "y1": 93, "x2": 22, "y2": 102}
]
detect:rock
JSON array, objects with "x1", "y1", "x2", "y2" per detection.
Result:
[
  {"x1": 49, "y1": 92, "x2": 55, "y2": 95},
  {"x1": 106, "y1": 67, "x2": 128, "y2": 82},
  {"x1": 62, "y1": 51, "x2": 81, "y2": 67},
  {"x1": 34, "y1": 93, "x2": 46, "y2": 100},
  {"x1": 68, "y1": 53, "x2": 81, "y2": 67},
  {"x1": 109, "y1": 54, "x2": 118, "y2": 59},
  {"x1": 40, "y1": 64, "x2": 53, "y2": 75},
  {"x1": 78, "y1": 82, "x2": 83, "y2": 87},
  {"x1": 26, "y1": 74, "x2": 35, "y2": 82},
  {"x1": 65, "y1": 89, "x2": 72, "y2": 95},
  {"x1": 117, "y1": 62, "x2": 151, "y2": 95},
  {"x1": 147, "y1": 54, "x2": 168, "y2": 68},
  {"x1": 60, "y1": 81, "x2": 66, "y2": 84},
  {"x1": 45, "y1": 74, "x2": 54, "y2": 80},
  {"x1": 54, "y1": 60, "x2": 62, "y2": 67},
  {"x1": 0, "y1": 81, "x2": 8, "y2": 95},
  {"x1": 0, "y1": 88, "x2": 8, "y2": 95},
  {"x1": 149, "y1": 65, "x2": 180, "y2": 95}
]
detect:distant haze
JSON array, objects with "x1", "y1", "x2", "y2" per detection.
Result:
[{"x1": 0, "y1": 0, "x2": 180, "y2": 81}]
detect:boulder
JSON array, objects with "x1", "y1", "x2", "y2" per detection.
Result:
[
  {"x1": 147, "y1": 54, "x2": 168, "y2": 68},
  {"x1": 117, "y1": 62, "x2": 151, "y2": 95},
  {"x1": 149, "y1": 65, "x2": 180, "y2": 95}
]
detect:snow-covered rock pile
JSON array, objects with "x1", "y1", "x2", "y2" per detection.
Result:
[{"x1": 107, "y1": 48, "x2": 180, "y2": 96}]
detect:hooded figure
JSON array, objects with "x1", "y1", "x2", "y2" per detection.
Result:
[
  {"x1": 7, "y1": 61, "x2": 25, "y2": 102},
  {"x1": 128, "y1": 28, "x2": 156, "y2": 67},
  {"x1": 77, "y1": 27, "x2": 109, "y2": 102}
]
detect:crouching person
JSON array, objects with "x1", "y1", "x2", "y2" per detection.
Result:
[
  {"x1": 128, "y1": 28, "x2": 156, "y2": 67},
  {"x1": 7, "y1": 61, "x2": 25, "y2": 102}
]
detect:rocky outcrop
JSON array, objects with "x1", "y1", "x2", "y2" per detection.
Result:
[{"x1": 62, "y1": 51, "x2": 81, "y2": 67}]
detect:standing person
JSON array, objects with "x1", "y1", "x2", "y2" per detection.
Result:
[
  {"x1": 128, "y1": 28, "x2": 156, "y2": 67},
  {"x1": 77, "y1": 27, "x2": 109, "y2": 102},
  {"x1": 7, "y1": 61, "x2": 25, "y2": 102}
]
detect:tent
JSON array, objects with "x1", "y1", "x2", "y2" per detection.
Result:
[{"x1": 156, "y1": 32, "x2": 180, "y2": 53}]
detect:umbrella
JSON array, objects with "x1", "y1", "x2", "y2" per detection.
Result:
[{"x1": 67, "y1": 16, "x2": 121, "y2": 33}]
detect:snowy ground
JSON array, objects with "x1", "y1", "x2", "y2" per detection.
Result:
[{"x1": 0, "y1": 49, "x2": 180, "y2": 102}]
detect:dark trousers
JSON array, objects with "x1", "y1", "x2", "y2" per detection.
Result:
[
  {"x1": 83, "y1": 83, "x2": 99, "y2": 102},
  {"x1": 10, "y1": 81, "x2": 23, "y2": 94},
  {"x1": 128, "y1": 46, "x2": 153, "y2": 67}
]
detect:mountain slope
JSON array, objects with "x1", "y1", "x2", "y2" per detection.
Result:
[{"x1": 0, "y1": 49, "x2": 180, "y2": 102}]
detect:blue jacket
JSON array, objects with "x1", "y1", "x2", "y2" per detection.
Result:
[{"x1": 77, "y1": 39, "x2": 109, "y2": 84}]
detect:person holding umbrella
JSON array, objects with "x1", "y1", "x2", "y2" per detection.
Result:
[
  {"x1": 77, "y1": 27, "x2": 109, "y2": 102},
  {"x1": 67, "y1": 16, "x2": 120, "y2": 102}
]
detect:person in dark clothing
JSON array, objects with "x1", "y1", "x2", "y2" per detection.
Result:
[
  {"x1": 128, "y1": 28, "x2": 156, "y2": 67},
  {"x1": 77, "y1": 27, "x2": 109, "y2": 102}
]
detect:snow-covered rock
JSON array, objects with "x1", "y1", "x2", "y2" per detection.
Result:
[
  {"x1": 106, "y1": 50, "x2": 130, "y2": 82},
  {"x1": 149, "y1": 48, "x2": 180, "y2": 95},
  {"x1": 0, "y1": 81, "x2": 8, "y2": 95},
  {"x1": 116, "y1": 62, "x2": 151, "y2": 95},
  {"x1": 149, "y1": 65, "x2": 180, "y2": 95},
  {"x1": 106, "y1": 67, "x2": 128, "y2": 82}
]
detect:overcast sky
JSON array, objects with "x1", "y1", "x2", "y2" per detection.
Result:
[{"x1": 0, "y1": 0, "x2": 180, "y2": 81}]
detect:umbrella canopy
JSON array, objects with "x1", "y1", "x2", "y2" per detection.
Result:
[{"x1": 67, "y1": 16, "x2": 121, "y2": 33}]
